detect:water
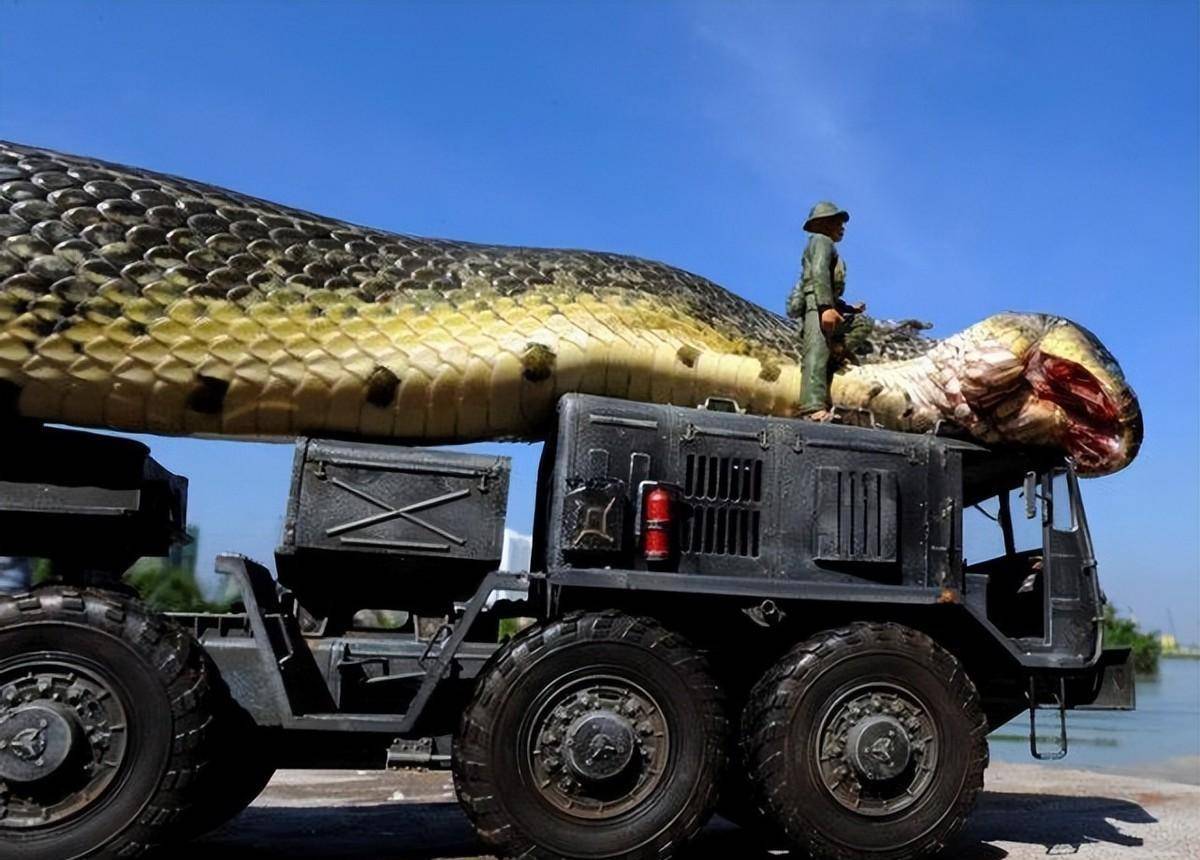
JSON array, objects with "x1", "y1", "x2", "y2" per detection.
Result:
[{"x1": 989, "y1": 657, "x2": 1200, "y2": 784}]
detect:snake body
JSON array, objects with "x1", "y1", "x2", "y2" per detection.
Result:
[{"x1": 0, "y1": 142, "x2": 1141, "y2": 475}]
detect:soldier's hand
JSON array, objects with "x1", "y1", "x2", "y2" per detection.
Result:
[
  {"x1": 820, "y1": 307, "x2": 844, "y2": 334},
  {"x1": 850, "y1": 301, "x2": 867, "y2": 314}
]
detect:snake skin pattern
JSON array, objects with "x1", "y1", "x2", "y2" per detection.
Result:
[{"x1": 0, "y1": 142, "x2": 1141, "y2": 475}]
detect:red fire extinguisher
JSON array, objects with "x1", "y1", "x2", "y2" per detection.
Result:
[{"x1": 643, "y1": 484, "x2": 674, "y2": 562}]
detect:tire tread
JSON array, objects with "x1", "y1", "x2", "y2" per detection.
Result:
[
  {"x1": 741, "y1": 622, "x2": 988, "y2": 860},
  {"x1": 453, "y1": 610, "x2": 727, "y2": 859},
  {"x1": 0, "y1": 586, "x2": 218, "y2": 859}
]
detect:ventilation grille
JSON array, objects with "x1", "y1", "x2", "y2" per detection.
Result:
[
  {"x1": 684, "y1": 454, "x2": 763, "y2": 502},
  {"x1": 814, "y1": 467, "x2": 898, "y2": 562},
  {"x1": 681, "y1": 505, "x2": 762, "y2": 557},
  {"x1": 681, "y1": 454, "x2": 763, "y2": 558}
]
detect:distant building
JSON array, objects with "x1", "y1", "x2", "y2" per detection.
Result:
[
  {"x1": 0, "y1": 556, "x2": 32, "y2": 594},
  {"x1": 500, "y1": 529, "x2": 532, "y2": 572},
  {"x1": 168, "y1": 525, "x2": 200, "y2": 576},
  {"x1": 494, "y1": 530, "x2": 532, "y2": 604}
]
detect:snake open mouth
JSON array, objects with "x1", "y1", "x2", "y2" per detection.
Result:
[{"x1": 1025, "y1": 348, "x2": 1142, "y2": 476}]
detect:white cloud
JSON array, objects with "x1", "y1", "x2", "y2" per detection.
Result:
[{"x1": 687, "y1": 7, "x2": 971, "y2": 286}]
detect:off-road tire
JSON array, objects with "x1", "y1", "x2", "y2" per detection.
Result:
[
  {"x1": 172, "y1": 671, "x2": 277, "y2": 838},
  {"x1": 453, "y1": 610, "x2": 727, "y2": 859},
  {"x1": 741, "y1": 622, "x2": 988, "y2": 860},
  {"x1": 0, "y1": 586, "x2": 216, "y2": 859},
  {"x1": 716, "y1": 751, "x2": 786, "y2": 848}
]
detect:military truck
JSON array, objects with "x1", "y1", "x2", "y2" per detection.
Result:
[{"x1": 0, "y1": 393, "x2": 1134, "y2": 860}]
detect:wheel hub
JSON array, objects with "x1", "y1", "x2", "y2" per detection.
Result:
[
  {"x1": 564, "y1": 710, "x2": 636, "y2": 782},
  {"x1": 845, "y1": 714, "x2": 912, "y2": 781},
  {"x1": 0, "y1": 704, "x2": 78, "y2": 783},
  {"x1": 527, "y1": 677, "x2": 669, "y2": 819},
  {"x1": 816, "y1": 684, "x2": 939, "y2": 817},
  {"x1": 0, "y1": 661, "x2": 129, "y2": 829}
]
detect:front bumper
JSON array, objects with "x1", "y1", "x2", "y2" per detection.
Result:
[{"x1": 1065, "y1": 647, "x2": 1137, "y2": 710}]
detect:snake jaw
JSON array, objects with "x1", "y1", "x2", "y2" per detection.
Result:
[{"x1": 988, "y1": 317, "x2": 1143, "y2": 477}]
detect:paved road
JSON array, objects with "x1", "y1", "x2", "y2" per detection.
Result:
[{"x1": 189, "y1": 763, "x2": 1199, "y2": 859}]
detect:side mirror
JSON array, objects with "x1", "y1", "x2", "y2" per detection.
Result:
[{"x1": 1023, "y1": 472, "x2": 1038, "y2": 519}]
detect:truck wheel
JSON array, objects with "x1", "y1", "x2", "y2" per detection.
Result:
[
  {"x1": 716, "y1": 757, "x2": 785, "y2": 846},
  {"x1": 173, "y1": 684, "x2": 276, "y2": 838},
  {"x1": 0, "y1": 587, "x2": 216, "y2": 859},
  {"x1": 453, "y1": 611, "x2": 727, "y2": 859},
  {"x1": 741, "y1": 622, "x2": 988, "y2": 860}
]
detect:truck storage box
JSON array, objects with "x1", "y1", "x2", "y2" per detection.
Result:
[{"x1": 276, "y1": 438, "x2": 510, "y2": 614}]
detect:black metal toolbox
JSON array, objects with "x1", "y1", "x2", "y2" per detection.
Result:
[{"x1": 276, "y1": 438, "x2": 510, "y2": 615}]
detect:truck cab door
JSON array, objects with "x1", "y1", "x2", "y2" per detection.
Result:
[{"x1": 1041, "y1": 467, "x2": 1103, "y2": 664}]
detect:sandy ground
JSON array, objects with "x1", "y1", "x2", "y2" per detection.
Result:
[{"x1": 188, "y1": 763, "x2": 1200, "y2": 859}]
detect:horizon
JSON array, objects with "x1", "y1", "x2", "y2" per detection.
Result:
[{"x1": 0, "y1": 1, "x2": 1196, "y2": 640}]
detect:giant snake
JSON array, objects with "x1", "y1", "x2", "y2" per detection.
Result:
[{"x1": 0, "y1": 142, "x2": 1142, "y2": 476}]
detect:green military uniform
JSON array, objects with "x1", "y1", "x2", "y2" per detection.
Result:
[{"x1": 786, "y1": 201, "x2": 865, "y2": 415}]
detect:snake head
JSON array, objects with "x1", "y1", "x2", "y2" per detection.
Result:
[{"x1": 987, "y1": 314, "x2": 1143, "y2": 476}]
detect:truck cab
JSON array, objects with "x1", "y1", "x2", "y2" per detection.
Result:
[{"x1": 964, "y1": 459, "x2": 1104, "y2": 666}]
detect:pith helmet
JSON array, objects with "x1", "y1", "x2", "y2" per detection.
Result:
[{"x1": 804, "y1": 201, "x2": 850, "y2": 232}]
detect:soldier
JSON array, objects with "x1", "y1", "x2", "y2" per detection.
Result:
[{"x1": 786, "y1": 201, "x2": 867, "y2": 420}]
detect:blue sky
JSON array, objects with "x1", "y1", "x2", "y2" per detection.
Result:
[{"x1": 1, "y1": 1, "x2": 1196, "y2": 640}]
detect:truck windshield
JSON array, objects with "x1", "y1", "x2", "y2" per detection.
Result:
[
  {"x1": 1050, "y1": 469, "x2": 1075, "y2": 531},
  {"x1": 963, "y1": 463, "x2": 1080, "y2": 565},
  {"x1": 964, "y1": 490, "x2": 1038, "y2": 563}
]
